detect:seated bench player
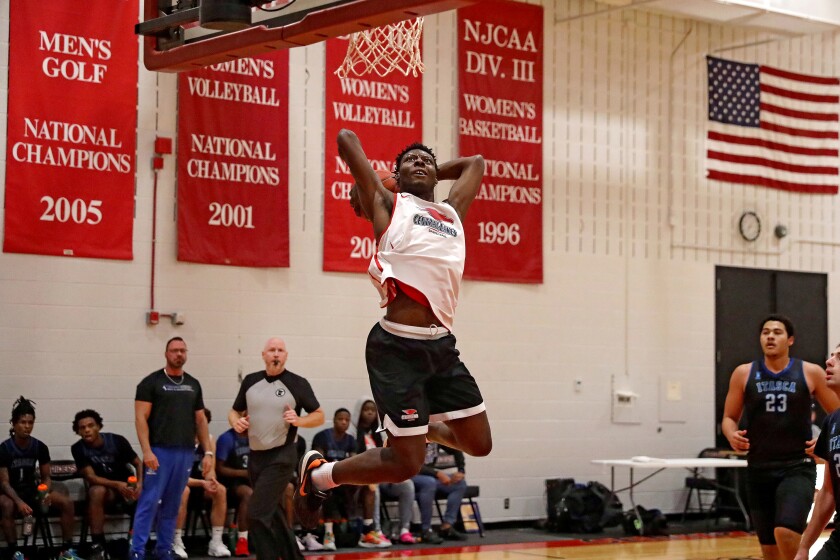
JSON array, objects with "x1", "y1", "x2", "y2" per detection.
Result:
[
  {"x1": 71, "y1": 409, "x2": 143, "y2": 560},
  {"x1": 174, "y1": 409, "x2": 230, "y2": 559},
  {"x1": 215, "y1": 427, "x2": 252, "y2": 557},
  {"x1": 1, "y1": 397, "x2": 80, "y2": 560}
]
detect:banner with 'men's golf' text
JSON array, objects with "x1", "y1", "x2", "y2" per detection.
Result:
[{"x1": 4, "y1": 0, "x2": 138, "y2": 259}]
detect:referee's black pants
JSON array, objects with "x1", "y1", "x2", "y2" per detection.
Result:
[{"x1": 248, "y1": 444, "x2": 303, "y2": 560}]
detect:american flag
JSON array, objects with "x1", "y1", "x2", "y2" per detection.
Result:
[{"x1": 706, "y1": 56, "x2": 839, "y2": 194}]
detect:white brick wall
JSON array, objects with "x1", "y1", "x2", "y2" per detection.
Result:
[{"x1": 2, "y1": 0, "x2": 840, "y2": 523}]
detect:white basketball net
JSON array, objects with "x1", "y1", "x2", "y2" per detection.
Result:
[{"x1": 335, "y1": 18, "x2": 425, "y2": 78}]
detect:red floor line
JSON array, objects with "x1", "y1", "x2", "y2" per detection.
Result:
[{"x1": 303, "y1": 531, "x2": 754, "y2": 559}]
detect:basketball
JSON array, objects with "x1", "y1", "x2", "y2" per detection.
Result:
[{"x1": 377, "y1": 169, "x2": 398, "y2": 192}]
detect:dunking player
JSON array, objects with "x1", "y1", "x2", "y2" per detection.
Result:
[
  {"x1": 794, "y1": 342, "x2": 840, "y2": 560},
  {"x1": 294, "y1": 129, "x2": 492, "y2": 528},
  {"x1": 722, "y1": 314, "x2": 840, "y2": 560}
]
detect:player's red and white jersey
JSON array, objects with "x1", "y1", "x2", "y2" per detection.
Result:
[{"x1": 368, "y1": 193, "x2": 465, "y2": 331}]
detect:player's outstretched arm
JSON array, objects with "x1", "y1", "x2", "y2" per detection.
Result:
[
  {"x1": 439, "y1": 155, "x2": 484, "y2": 221},
  {"x1": 794, "y1": 473, "x2": 834, "y2": 560},
  {"x1": 337, "y1": 129, "x2": 393, "y2": 232}
]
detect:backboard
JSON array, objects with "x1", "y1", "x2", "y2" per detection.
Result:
[{"x1": 136, "y1": 0, "x2": 475, "y2": 72}]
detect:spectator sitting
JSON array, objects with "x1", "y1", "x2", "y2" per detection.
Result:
[
  {"x1": 215, "y1": 427, "x2": 252, "y2": 557},
  {"x1": 352, "y1": 397, "x2": 410, "y2": 546},
  {"x1": 412, "y1": 443, "x2": 468, "y2": 543},
  {"x1": 173, "y1": 409, "x2": 230, "y2": 559},
  {"x1": 0, "y1": 397, "x2": 81, "y2": 560},
  {"x1": 71, "y1": 409, "x2": 143, "y2": 560},
  {"x1": 311, "y1": 409, "x2": 356, "y2": 551}
]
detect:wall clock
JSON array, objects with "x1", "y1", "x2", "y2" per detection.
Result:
[{"x1": 738, "y1": 211, "x2": 761, "y2": 242}]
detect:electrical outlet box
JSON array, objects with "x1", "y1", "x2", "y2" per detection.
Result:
[
  {"x1": 171, "y1": 312, "x2": 185, "y2": 325},
  {"x1": 504, "y1": 497, "x2": 510, "y2": 509}
]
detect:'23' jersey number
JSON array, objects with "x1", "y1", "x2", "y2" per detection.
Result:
[{"x1": 765, "y1": 393, "x2": 787, "y2": 412}]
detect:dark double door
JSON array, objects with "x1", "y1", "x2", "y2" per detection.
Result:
[{"x1": 715, "y1": 266, "x2": 828, "y2": 448}]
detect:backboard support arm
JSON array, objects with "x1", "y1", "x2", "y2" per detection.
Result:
[{"x1": 136, "y1": 0, "x2": 476, "y2": 72}]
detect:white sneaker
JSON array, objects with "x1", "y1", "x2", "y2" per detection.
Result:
[
  {"x1": 173, "y1": 541, "x2": 188, "y2": 559},
  {"x1": 323, "y1": 532, "x2": 337, "y2": 551},
  {"x1": 302, "y1": 533, "x2": 324, "y2": 551},
  {"x1": 207, "y1": 541, "x2": 231, "y2": 558},
  {"x1": 375, "y1": 530, "x2": 393, "y2": 548},
  {"x1": 296, "y1": 536, "x2": 305, "y2": 551}
]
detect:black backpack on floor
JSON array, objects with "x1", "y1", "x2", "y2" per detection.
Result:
[
  {"x1": 546, "y1": 479, "x2": 624, "y2": 533},
  {"x1": 622, "y1": 505, "x2": 669, "y2": 536}
]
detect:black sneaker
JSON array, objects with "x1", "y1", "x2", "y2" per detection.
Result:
[
  {"x1": 420, "y1": 529, "x2": 443, "y2": 545},
  {"x1": 439, "y1": 526, "x2": 467, "y2": 541},
  {"x1": 88, "y1": 544, "x2": 106, "y2": 560},
  {"x1": 293, "y1": 450, "x2": 329, "y2": 530}
]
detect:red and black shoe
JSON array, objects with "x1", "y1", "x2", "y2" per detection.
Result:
[{"x1": 293, "y1": 450, "x2": 329, "y2": 530}]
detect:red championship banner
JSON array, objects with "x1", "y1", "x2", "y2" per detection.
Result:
[
  {"x1": 177, "y1": 52, "x2": 289, "y2": 267},
  {"x1": 458, "y1": 1, "x2": 543, "y2": 283},
  {"x1": 323, "y1": 35, "x2": 423, "y2": 273},
  {"x1": 3, "y1": 0, "x2": 138, "y2": 259}
]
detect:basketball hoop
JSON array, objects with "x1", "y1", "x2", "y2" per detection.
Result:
[{"x1": 335, "y1": 18, "x2": 425, "y2": 78}]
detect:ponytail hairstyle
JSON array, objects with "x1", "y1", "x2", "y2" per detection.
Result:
[{"x1": 9, "y1": 396, "x2": 36, "y2": 437}]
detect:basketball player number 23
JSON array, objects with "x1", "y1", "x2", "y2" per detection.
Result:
[
  {"x1": 477, "y1": 221, "x2": 520, "y2": 245},
  {"x1": 765, "y1": 393, "x2": 787, "y2": 412}
]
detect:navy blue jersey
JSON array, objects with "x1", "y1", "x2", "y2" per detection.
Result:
[
  {"x1": 814, "y1": 410, "x2": 840, "y2": 515},
  {"x1": 816, "y1": 411, "x2": 840, "y2": 520},
  {"x1": 311, "y1": 429, "x2": 355, "y2": 462},
  {"x1": 743, "y1": 358, "x2": 812, "y2": 465},
  {"x1": 0, "y1": 437, "x2": 50, "y2": 494},
  {"x1": 71, "y1": 433, "x2": 138, "y2": 482},
  {"x1": 216, "y1": 429, "x2": 250, "y2": 470},
  {"x1": 190, "y1": 443, "x2": 205, "y2": 479}
]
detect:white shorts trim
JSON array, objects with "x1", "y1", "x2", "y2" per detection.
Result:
[
  {"x1": 382, "y1": 402, "x2": 487, "y2": 438},
  {"x1": 429, "y1": 402, "x2": 486, "y2": 423},
  {"x1": 379, "y1": 318, "x2": 449, "y2": 340},
  {"x1": 383, "y1": 415, "x2": 428, "y2": 437}
]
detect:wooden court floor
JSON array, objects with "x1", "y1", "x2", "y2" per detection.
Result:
[{"x1": 303, "y1": 530, "x2": 832, "y2": 560}]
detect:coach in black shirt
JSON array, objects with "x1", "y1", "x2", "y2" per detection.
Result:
[{"x1": 132, "y1": 337, "x2": 213, "y2": 560}]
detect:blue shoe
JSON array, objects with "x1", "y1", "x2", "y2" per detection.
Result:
[
  {"x1": 59, "y1": 549, "x2": 85, "y2": 560},
  {"x1": 293, "y1": 450, "x2": 329, "y2": 530},
  {"x1": 12, "y1": 551, "x2": 25, "y2": 560},
  {"x1": 153, "y1": 550, "x2": 178, "y2": 560}
]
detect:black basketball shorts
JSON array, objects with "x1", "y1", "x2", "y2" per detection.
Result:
[
  {"x1": 365, "y1": 319, "x2": 485, "y2": 437},
  {"x1": 746, "y1": 459, "x2": 816, "y2": 545}
]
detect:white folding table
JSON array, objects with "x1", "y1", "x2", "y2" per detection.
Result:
[{"x1": 591, "y1": 457, "x2": 750, "y2": 531}]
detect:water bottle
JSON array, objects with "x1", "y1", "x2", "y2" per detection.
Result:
[
  {"x1": 227, "y1": 523, "x2": 238, "y2": 554},
  {"x1": 126, "y1": 476, "x2": 138, "y2": 504},
  {"x1": 22, "y1": 514, "x2": 34, "y2": 536},
  {"x1": 36, "y1": 483, "x2": 49, "y2": 514}
]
